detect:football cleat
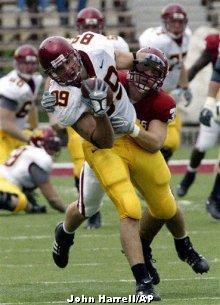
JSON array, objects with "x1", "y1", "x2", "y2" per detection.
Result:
[
  {"x1": 52, "y1": 222, "x2": 74, "y2": 268},
  {"x1": 176, "y1": 171, "x2": 196, "y2": 197},
  {"x1": 174, "y1": 236, "x2": 209, "y2": 274},
  {"x1": 136, "y1": 278, "x2": 161, "y2": 301},
  {"x1": 206, "y1": 197, "x2": 220, "y2": 219},
  {"x1": 86, "y1": 211, "x2": 102, "y2": 229},
  {"x1": 143, "y1": 246, "x2": 160, "y2": 285}
]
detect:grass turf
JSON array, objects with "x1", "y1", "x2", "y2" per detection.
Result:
[{"x1": 0, "y1": 174, "x2": 220, "y2": 305}]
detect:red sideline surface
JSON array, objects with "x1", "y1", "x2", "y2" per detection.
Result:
[{"x1": 52, "y1": 160, "x2": 218, "y2": 176}]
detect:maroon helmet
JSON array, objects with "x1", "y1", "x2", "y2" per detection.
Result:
[
  {"x1": 76, "y1": 7, "x2": 105, "y2": 34},
  {"x1": 128, "y1": 47, "x2": 169, "y2": 91},
  {"x1": 161, "y1": 4, "x2": 188, "y2": 39},
  {"x1": 38, "y1": 36, "x2": 82, "y2": 86},
  {"x1": 14, "y1": 44, "x2": 38, "y2": 80},
  {"x1": 32, "y1": 127, "x2": 61, "y2": 155}
]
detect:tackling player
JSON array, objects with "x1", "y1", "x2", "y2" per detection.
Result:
[
  {"x1": 139, "y1": 3, "x2": 192, "y2": 161},
  {"x1": 0, "y1": 128, "x2": 66, "y2": 214},
  {"x1": 0, "y1": 44, "x2": 43, "y2": 164},
  {"x1": 177, "y1": 33, "x2": 220, "y2": 198}
]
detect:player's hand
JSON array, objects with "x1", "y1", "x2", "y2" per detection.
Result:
[
  {"x1": 110, "y1": 116, "x2": 140, "y2": 137},
  {"x1": 41, "y1": 91, "x2": 56, "y2": 113},
  {"x1": 199, "y1": 97, "x2": 216, "y2": 127},
  {"x1": 182, "y1": 87, "x2": 193, "y2": 106},
  {"x1": 81, "y1": 79, "x2": 109, "y2": 117}
]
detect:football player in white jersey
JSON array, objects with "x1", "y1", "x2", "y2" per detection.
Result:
[
  {"x1": 139, "y1": 3, "x2": 192, "y2": 161},
  {"x1": 76, "y1": 7, "x2": 130, "y2": 52},
  {"x1": 198, "y1": 51, "x2": 220, "y2": 219},
  {"x1": 47, "y1": 6, "x2": 130, "y2": 229},
  {"x1": 177, "y1": 34, "x2": 220, "y2": 199},
  {"x1": 0, "y1": 127, "x2": 66, "y2": 214},
  {"x1": 39, "y1": 35, "x2": 169, "y2": 300},
  {"x1": 0, "y1": 44, "x2": 43, "y2": 164}
]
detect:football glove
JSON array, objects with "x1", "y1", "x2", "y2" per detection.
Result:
[
  {"x1": 199, "y1": 97, "x2": 216, "y2": 127},
  {"x1": 41, "y1": 91, "x2": 56, "y2": 113},
  {"x1": 110, "y1": 116, "x2": 140, "y2": 137},
  {"x1": 81, "y1": 79, "x2": 109, "y2": 117}
]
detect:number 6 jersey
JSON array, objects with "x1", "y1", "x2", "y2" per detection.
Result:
[{"x1": 0, "y1": 70, "x2": 42, "y2": 128}]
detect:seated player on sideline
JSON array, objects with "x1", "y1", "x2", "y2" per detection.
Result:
[{"x1": 0, "y1": 127, "x2": 66, "y2": 214}]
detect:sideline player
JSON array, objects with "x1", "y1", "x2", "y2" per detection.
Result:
[
  {"x1": 177, "y1": 33, "x2": 220, "y2": 197},
  {"x1": 0, "y1": 44, "x2": 42, "y2": 164},
  {"x1": 0, "y1": 128, "x2": 66, "y2": 214},
  {"x1": 139, "y1": 3, "x2": 192, "y2": 161}
]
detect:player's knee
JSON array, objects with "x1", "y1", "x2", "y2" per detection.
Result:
[
  {"x1": 150, "y1": 195, "x2": 177, "y2": 220},
  {"x1": 118, "y1": 192, "x2": 142, "y2": 220}
]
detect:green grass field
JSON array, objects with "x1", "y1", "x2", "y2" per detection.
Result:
[{"x1": 1, "y1": 172, "x2": 220, "y2": 305}]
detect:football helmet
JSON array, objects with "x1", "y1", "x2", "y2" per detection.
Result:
[
  {"x1": 14, "y1": 44, "x2": 38, "y2": 80},
  {"x1": 31, "y1": 127, "x2": 61, "y2": 155},
  {"x1": 76, "y1": 7, "x2": 105, "y2": 34},
  {"x1": 128, "y1": 47, "x2": 169, "y2": 92},
  {"x1": 161, "y1": 4, "x2": 188, "y2": 39},
  {"x1": 38, "y1": 36, "x2": 82, "y2": 86}
]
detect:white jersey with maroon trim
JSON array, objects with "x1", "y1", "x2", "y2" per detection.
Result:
[
  {"x1": 106, "y1": 34, "x2": 130, "y2": 52},
  {"x1": 0, "y1": 145, "x2": 52, "y2": 189},
  {"x1": 50, "y1": 32, "x2": 136, "y2": 135},
  {"x1": 0, "y1": 70, "x2": 42, "y2": 128},
  {"x1": 139, "y1": 26, "x2": 192, "y2": 92}
]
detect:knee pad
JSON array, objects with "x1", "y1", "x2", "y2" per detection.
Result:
[
  {"x1": 189, "y1": 148, "x2": 205, "y2": 169},
  {"x1": 116, "y1": 189, "x2": 142, "y2": 220},
  {"x1": 149, "y1": 192, "x2": 177, "y2": 220}
]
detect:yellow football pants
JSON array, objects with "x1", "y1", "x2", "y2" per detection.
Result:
[
  {"x1": 83, "y1": 136, "x2": 177, "y2": 220},
  {"x1": 66, "y1": 127, "x2": 84, "y2": 178},
  {"x1": 163, "y1": 112, "x2": 181, "y2": 152},
  {"x1": 0, "y1": 175, "x2": 27, "y2": 212}
]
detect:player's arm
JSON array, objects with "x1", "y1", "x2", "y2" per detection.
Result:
[
  {"x1": 29, "y1": 163, "x2": 66, "y2": 212},
  {"x1": 73, "y1": 112, "x2": 114, "y2": 149},
  {"x1": 209, "y1": 57, "x2": 220, "y2": 97},
  {"x1": 0, "y1": 96, "x2": 30, "y2": 142},
  {"x1": 199, "y1": 58, "x2": 220, "y2": 126},
  {"x1": 115, "y1": 50, "x2": 149, "y2": 70},
  {"x1": 188, "y1": 50, "x2": 212, "y2": 81},
  {"x1": 133, "y1": 120, "x2": 167, "y2": 153},
  {"x1": 178, "y1": 63, "x2": 189, "y2": 88}
]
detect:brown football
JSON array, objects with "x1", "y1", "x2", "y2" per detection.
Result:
[{"x1": 81, "y1": 78, "x2": 113, "y2": 106}]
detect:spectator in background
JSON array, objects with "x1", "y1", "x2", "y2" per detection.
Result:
[
  {"x1": 76, "y1": 0, "x2": 88, "y2": 12},
  {"x1": 17, "y1": 0, "x2": 49, "y2": 40},
  {"x1": 55, "y1": 0, "x2": 69, "y2": 26}
]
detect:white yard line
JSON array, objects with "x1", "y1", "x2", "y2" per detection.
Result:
[{"x1": 1, "y1": 277, "x2": 218, "y2": 285}]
